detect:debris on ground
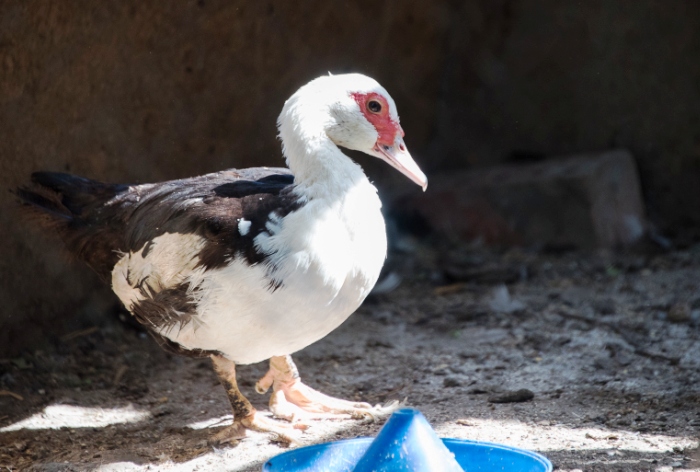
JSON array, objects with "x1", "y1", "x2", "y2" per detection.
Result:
[{"x1": 2, "y1": 244, "x2": 700, "y2": 470}]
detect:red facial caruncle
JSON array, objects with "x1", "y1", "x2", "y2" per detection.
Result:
[
  {"x1": 350, "y1": 92, "x2": 404, "y2": 147},
  {"x1": 349, "y1": 90, "x2": 427, "y2": 191}
]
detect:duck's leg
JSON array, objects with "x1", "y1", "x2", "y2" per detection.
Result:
[
  {"x1": 210, "y1": 354, "x2": 306, "y2": 445},
  {"x1": 255, "y1": 355, "x2": 396, "y2": 422}
]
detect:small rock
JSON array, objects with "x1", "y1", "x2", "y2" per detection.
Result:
[
  {"x1": 458, "y1": 351, "x2": 479, "y2": 359},
  {"x1": 152, "y1": 405, "x2": 171, "y2": 418},
  {"x1": 614, "y1": 351, "x2": 634, "y2": 366},
  {"x1": 0, "y1": 373, "x2": 16, "y2": 386},
  {"x1": 371, "y1": 272, "x2": 402, "y2": 295},
  {"x1": 593, "y1": 356, "x2": 618, "y2": 371},
  {"x1": 366, "y1": 339, "x2": 394, "y2": 349},
  {"x1": 368, "y1": 309, "x2": 394, "y2": 324},
  {"x1": 668, "y1": 303, "x2": 691, "y2": 323},
  {"x1": 691, "y1": 310, "x2": 700, "y2": 323},
  {"x1": 486, "y1": 285, "x2": 525, "y2": 313},
  {"x1": 14, "y1": 440, "x2": 28, "y2": 451},
  {"x1": 11, "y1": 358, "x2": 32, "y2": 370},
  {"x1": 400, "y1": 150, "x2": 647, "y2": 248},
  {"x1": 593, "y1": 298, "x2": 616, "y2": 315},
  {"x1": 444, "y1": 265, "x2": 521, "y2": 285},
  {"x1": 443, "y1": 377, "x2": 462, "y2": 388},
  {"x1": 488, "y1": 388, "x2": 534, "y2": 403}
]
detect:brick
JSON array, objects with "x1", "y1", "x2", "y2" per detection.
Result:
[{"x1": 400, "y1": 150, "x2": 646, "y2": 248}]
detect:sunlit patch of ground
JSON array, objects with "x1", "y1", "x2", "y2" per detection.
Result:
[
  {"x1": 86, "y1": 417, "x2": 699, "y2": 471},
  {"x1": 436, "y1": 417, "x2": 698, "y2": 453},
  {"x1": 0, "y1": 404, "x2": 150, "y2": 432}
]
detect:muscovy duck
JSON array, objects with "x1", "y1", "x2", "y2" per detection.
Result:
[{"x1": 17, "y1": 73, "x2": 427, "y2": 443}]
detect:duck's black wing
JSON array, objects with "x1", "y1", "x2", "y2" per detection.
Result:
[{"x1": 16, "y1": 167, "x2": 301, "y2": 281}]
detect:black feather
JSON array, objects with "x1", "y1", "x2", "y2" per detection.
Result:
[{"x1": 17, "y1": 167, "x2": 304, "y2": 351}]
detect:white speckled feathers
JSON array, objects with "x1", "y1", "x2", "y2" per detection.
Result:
[{"x1": 110, "y1": 174, "x2": 385, "y2": 364}]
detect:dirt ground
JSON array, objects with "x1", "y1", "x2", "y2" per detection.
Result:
[{"x1": 1, "y1": 241, "x2": 700, "y2": 471}]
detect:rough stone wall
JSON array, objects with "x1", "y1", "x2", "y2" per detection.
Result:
[
  {"x1": 432, "y1": 1, "x2": 700, "y2": 233},
  {"x1": 1, "y1": 0, "x2": 699, "y2": 355}
]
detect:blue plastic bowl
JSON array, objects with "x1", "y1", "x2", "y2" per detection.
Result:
[{"x1": 262, "y1": 437, "x2": 552, "y2": 471}]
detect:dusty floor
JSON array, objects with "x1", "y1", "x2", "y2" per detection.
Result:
[{"x1": 1, "y1": 243, "x2": 700, "y2": 471}]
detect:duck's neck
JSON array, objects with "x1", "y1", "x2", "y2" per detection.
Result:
[{"x1": 282, "y1": 131, "x2": 370, "y2": 202}]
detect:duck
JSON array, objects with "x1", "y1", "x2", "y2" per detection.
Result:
[{"x1": 16, "y1": 73, "x2": 427, "y2": 444}]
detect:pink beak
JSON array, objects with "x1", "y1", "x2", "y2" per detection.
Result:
[{"x1": 371, "y1": 136, "x2": 428, "y2": 191}]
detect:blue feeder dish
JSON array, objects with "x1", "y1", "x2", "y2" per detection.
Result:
[{"x1": 263, "y1": 408, "x2": 552, "y2": 472}]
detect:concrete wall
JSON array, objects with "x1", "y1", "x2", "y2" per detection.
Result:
[{"x1": 1, "y1": 0, "x2": 699, "y2": 355}]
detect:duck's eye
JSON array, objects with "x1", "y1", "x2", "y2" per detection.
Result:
[{"x1": 367, "y1": 100, "x2": 382, "y2": 113}]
